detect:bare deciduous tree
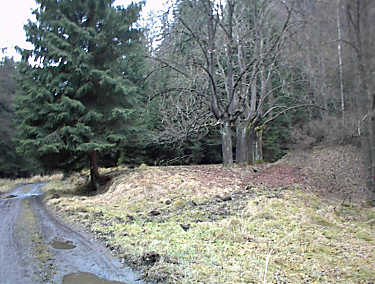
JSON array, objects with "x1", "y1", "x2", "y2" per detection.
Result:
[{"x1": 150, "y1": 0, "x2": 294, "y2": 166}]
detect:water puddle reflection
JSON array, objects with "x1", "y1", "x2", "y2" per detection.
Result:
[
  {"x1": 50, "y1": 239, "x2": 76, "y2": 250},
  {"x1": 1, "y1": 194, "x2": 17, "y2": 199}
]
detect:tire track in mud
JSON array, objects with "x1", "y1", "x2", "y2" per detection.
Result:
[
  {"x1": 0, "y1": 183, "x2": 145, "y2": 284},
  {"x1": 0, "y1": 196, "x2": 32, "y2": 282}
]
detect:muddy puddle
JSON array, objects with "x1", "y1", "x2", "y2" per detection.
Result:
[
  {"x1": 50, "y1": 239, "x2": 76, "y2": 250},
  {"x1": 0, "y1": 194, "x2": 17, "y2": 199},
  {"x1": 0, "y1": 183, "x2": 144, "y2": 284},
  {"x1": 63, "y1": 272, "x2": 129, "y2": 284}
]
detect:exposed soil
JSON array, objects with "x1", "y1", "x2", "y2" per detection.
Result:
[{"x1": 0, "y1": 183, "x2": 145, "y2": 284}]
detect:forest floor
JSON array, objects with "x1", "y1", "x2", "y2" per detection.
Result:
[{"x1": 2, "y1": 145, "x2": 375, "y2": 283}]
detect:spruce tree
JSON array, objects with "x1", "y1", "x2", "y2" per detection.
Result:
[
  {"x1": 16, "y1": 0, "x2": 145, "y2": 189},
  {"x1": 0, "y1": 57, "x2": 36, "y2": 177}
]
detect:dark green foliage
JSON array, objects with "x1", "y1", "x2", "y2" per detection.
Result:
[
  {"x1": 0, "y1": 58, "x2": 21, "y2": 177},
  {"x1": 147, "y1": 127, "x2": 222, "y2": 166},
  {"x1": 0, "y1": 57, "x2": 38, "y2": 177},
  {"x1": 15, "y1": 0, "x2": 146, "y2": 177},
  {"x1": 263, "y1": 115, "x2": 290, "y2": 162},
  {"x1": 191, "y1": 128, "x2": 222, "y2": 164}
]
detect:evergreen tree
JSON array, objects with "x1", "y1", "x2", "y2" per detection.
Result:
[
  {"x1": 0, "y1": 58, "x2": 17, "y2": 174},
  {"x1": 0, "y1": 57, "x2": 38, "y2": 177},
  {"x1": 16, "y1": 0, "x2": 145, "y2": 189}
]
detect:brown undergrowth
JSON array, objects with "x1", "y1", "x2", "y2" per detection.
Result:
[{"x1": 285, "y1": 145, "x2": 369, "y2": 202}]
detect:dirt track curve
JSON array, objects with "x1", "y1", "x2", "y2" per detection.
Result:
[{"x1": 0, "y1": 183, "x2": 144, "y2": 284}]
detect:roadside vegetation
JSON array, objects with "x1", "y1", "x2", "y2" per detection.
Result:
[
  {"x1": 31, "y1": 146, "x2": 373, "y2": 284},
  {"x1": 0, "y1": 174, "x2": 62, "y2": 194}
]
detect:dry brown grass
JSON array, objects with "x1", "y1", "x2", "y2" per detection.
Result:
[{"x1": 0, "y1": 173, "x2": 63, "y2": 193}]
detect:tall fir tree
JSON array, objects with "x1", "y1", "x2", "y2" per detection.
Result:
[{"x1": 15, "y1": 0, "x2": 146, "y2": 189}]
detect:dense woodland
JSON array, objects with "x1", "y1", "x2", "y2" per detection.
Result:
[{"x1": 0, "y1": 0, "x2": 374, "y2": 199}]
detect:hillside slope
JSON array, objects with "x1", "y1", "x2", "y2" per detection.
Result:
[
  {"x1": 38, "y1": 146, "x2": 375, "y2": 283},
  {"x1": 285, "y1": 145, "x2": 369, "y2": 202}
]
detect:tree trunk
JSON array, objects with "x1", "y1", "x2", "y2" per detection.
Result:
[
  {"x1": 369, "y1": 118, "x2": 375, "y2": 199},
  {"x1": 88, "y1": 151, "x2": 100, "y2": 191},
  {"x1": 337, "y1": 0, "x2": 345, "y2": 123},
  {"x1": 248, "y1": 127, "x2": 263, "y2": 164},
  {"x1": 236, "y1": 122, "x2": 264, "y2": 165},
  {"x1": 222, "y1": 121, "x2": 233, "y2": 167},
  {"x1": 362, "y1": 71, "x2": 375, "y2": 198},
  {"x1": 236, "y1": 123, "x2": 249, "y2": 164},
  {"x1": 256, "y1": 128, "x2": 264, "y2": 162},
  {"x1": 348, "y1": 0, "x2": 375, "y2": 199}
]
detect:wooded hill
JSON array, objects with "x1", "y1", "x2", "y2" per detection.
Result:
[{"x1": 0, "y1": 0, "x2": 374, "y2": 200}]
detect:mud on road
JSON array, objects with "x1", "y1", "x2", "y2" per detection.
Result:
[{"x1": 0, "y1": 183, "x2": 144, "y2": 284}]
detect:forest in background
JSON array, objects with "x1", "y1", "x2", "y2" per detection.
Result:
[{"x1": 0, "y1": 0, "x2": 374, "y2": 199}]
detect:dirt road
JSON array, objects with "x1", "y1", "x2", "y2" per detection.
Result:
[{"x1": 0, "y1": 183, "x2": 144, "y2": 284}]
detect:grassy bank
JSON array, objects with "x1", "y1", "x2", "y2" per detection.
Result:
[{"x1": 43, "y1": 163, "x2": 375, "y2": 283}]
